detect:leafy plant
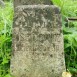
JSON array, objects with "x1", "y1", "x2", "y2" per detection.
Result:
[{"x1": 0, "y1": 1, "x2": 13, "y2": 77}]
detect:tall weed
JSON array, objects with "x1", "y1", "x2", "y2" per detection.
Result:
[{"x1": 0, "y1": 2, "x2": 13, "y2": 77}]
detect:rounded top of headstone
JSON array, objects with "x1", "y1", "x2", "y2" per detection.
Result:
[{"x1": 14, "y1": 0, "x2": 53, "y2": 7}]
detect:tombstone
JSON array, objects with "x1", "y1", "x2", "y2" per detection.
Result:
[{"x1": 10, "y1": 0, "x2": 66, "y2": 77}]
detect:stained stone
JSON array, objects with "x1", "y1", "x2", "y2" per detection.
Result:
[
  {"x1": 14, "y1": 0, "x2": 52, "y2": 7},
  {"x1": 10, "y1": 5, "x2": 66, "y2": 77}
]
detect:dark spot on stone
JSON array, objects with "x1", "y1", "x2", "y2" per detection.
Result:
[
  {"x1": 52, "y1": 69, "x2": 54, "y2": 72},
  {"x1": 11, "y1": 50, "x2": 15, "y2": 57},
  {"x1": 62, "y1": 52, "x2": 64, "y2": 55},
  {"x1": 60, "y1": 29, "x2": 62, "y2": 33},
  {"x1": 61, "y1": 62, "x2": 64, "y2": 66},
  {"x1": 42, "y1": 53, "x2": 44, "y2": 55},
  {"x1": 24, "y1": 26, "x2": 32, "y2": 32},
  {"x1": 45, "y1": 9, "x2": 54, "y2": 21},
  {"x1": 46, "y1": 22, "x2": 52, "y2": 30},
  {"x1": 40, "y1": 40, "x2": 44, "y2": 43},
  {"x1": 54, "y1": 7, "x2": 60, "y2": 14},
  {"x1": 50, "y1": 54, "x2": 53, "y2": 57},
  {"x1": 33, "y1": 48, "x2": 36, "y2": 51},
  {"x1": 32, "y1": 51, "x2": 35, "y2": 55},
  {"x1": 57, "y1": 76, "x2": 59, "y2": 77},
  {"x1": 22, "y1": 22, "x2": 25, "y2": 26},
  {"x1": 16, "y1": 34, "x2": 19, "y2": 41},
  {"x1": 45, "y1": 34, "x2": 49, "y2": 39},
  {"x1": 24, "y1": 69, "x2": 26, "y2": 70},
  {"x1": 44, "y1": 48, "x2": 46, "y2": 51},
  {"x1": 16, "y1": 42, "x2": 22, "y2": 50},
  {"x1": 11, "y1": 69, "x2": 14, "y2": 73},
  {"x1": 53, "y1": 43, "x2": 55, "y2": 48}
]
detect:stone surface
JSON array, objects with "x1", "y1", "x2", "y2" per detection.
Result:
[
  {"x1": 14, "y1": 0, "x2": 53, "y2": 7},
  {"x1": 0, "y1": 0, "x2": 5, "y2": 7},
  {"x1": 11, "y1": 5, "x2": 66, "y2": 77}
]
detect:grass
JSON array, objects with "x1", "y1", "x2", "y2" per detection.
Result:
[{"x1": 0, "y1": 2, "x2": 13, "y2": 77}]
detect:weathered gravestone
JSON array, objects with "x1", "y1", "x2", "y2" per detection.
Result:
[{"x1": 10, "y1": 0, "x2": 66, "y2": 77}]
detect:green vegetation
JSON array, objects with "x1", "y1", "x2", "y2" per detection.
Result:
[
  {"x1": 0, "y1": 0, "x2": 77, "y2": 77},
  {"x1": 0, "y1": 1, "x2": 13, "y2": 77},
  {"x1": 52, "y1": 0, "x2": 77, "y2": 76}
]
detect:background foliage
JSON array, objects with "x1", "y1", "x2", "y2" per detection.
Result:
[
  {"x1": 0, "y1": 0, "x2": 77, "y2": 77},
  {"x1": 0, "y1": 1, "x2": 13, "y2": 77}
]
